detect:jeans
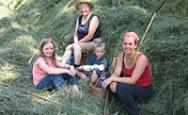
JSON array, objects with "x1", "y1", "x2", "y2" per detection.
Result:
[
  {"x1": 62, "y1": 73, "x2": 77, "y2": 85},
  {"x1": 36, "y1": 73, "x2": 77, "y2": 90},
  {"x1": 108, "y1": 83, "x2": 153, "y2": 115}
]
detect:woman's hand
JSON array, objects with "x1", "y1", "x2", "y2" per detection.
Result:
[
  {"x1": 103, "y1": 74, "x2": 117, "y2": 89},
  {"x1": 103, "y1": 77, "x2": 113, "y2": 88}
]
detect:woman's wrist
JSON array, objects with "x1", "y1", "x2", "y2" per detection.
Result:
[
  {"x1": 68, "y1": 65, "x2": 72, "y2": 69},
  {"x1": 111, "y1": 74, "x2": 117, "y2": 78},
  {"x1": 64, "y1": 64, "x2": 71, "y2": 69},
  {"x1": 110, "y1": 77, "x2": 115, "y2": 82}
]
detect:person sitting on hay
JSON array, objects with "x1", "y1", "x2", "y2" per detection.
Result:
[
  {"x1": 61, "y1": 0, "x2": 102, "y2": 67},
  {"x1": 32, "y1": 38, "x2": 79, "y2": 92},
  {"x1": 76, "y1": 42, "x2": 109, "y2": 87},
  {"x1": 104, "y1": 32, "x2": 154, "y2": 115}
]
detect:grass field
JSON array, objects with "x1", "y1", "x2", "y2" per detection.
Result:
[{"x1": 0, "y1": 0, "x2": 188, "y2": 115}]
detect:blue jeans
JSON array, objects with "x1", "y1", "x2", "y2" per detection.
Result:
[
  {"x1": 108, "y1": 83, "x2": 153, "y2": 115},
  {"x1": 62, "y1": 73, "x2": 77, "y2": 85},
  {"x1": 36, "y1": 74, "x2": 77, "y2": 90}
]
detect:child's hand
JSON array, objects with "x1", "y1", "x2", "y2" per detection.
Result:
[{"x1": 69, "y1": 66, "x2": 76, "y2": 76}]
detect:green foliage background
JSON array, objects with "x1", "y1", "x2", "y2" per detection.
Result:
[{"x1": 0, "y1": 0, "x2": 188, "y2": 115}]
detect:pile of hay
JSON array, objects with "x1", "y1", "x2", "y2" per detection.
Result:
[{"x1": 0, "y1": 0, "x2": 187, "y2": 114}]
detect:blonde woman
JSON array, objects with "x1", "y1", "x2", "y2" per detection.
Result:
[{"x1": 62, "y1": 0, "x2": 102, "y2": 67}]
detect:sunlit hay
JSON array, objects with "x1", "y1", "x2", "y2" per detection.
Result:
[
  {"x1": 10, "y1": 21, "x2": 22, "y2": 29},
  {"x1": 0, "y1": 5, "x2": 12, "y2": 19},
  {"x1": 7, "y1": 0, "x2": 27, "y2": 10},
  {"x1": 133, "y1": 5, "x2": 147, "y2": 15},
  {"x1": 0, "y1": 63, "x2": 19, "y2": 81},
  {"x1": 10, "y1": 35, "x2": 36, "y2": 46},
  {"x1": 60, "y1": 0, "x2": 76, "y2": 13}
]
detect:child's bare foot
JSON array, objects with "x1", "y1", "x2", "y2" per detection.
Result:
[
  {"x1": 76, "y1": 71, "x2": 88, "y2": 80},
  {"x1": 72, "y1": 85, "x2": 80, "y2": 93}
]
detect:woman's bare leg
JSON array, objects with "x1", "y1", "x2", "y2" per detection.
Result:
[
  {"x1": 62, "y1": 44, "x2": 73, "y2": 64},
  {"x1": 74, "y1": 44, "x2": 82, "y2": 65}
]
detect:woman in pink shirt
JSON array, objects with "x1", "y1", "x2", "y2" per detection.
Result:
[
  {"x1": 32, "y1": 39, "x2": 79, "y2": 92},
  {"x1": 104, "y1": 32, "x2": 153, "y2": 115}
]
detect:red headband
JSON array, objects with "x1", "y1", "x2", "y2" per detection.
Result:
[{"x1": 123, "y1": 32, "x2": 139, "y2": 44}]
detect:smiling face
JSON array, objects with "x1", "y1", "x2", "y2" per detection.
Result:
[
  {"x1": 42, "y1": 42, "x2": 55, "y2": 58},
  {"x1": 94, "y1": 47, "x2": 106, "y2": 59},
  {"x1": 123, "y1": 37, "x2": 137, "y2": 55},
  {"x1": 79, "y1": 3, "x2": 92, "y2": 16}
]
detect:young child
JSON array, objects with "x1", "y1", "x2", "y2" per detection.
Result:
[
  {"x1": 32, "y1": 38, "x2": 79, "y2": 92},
  {"x1": 76, "y1": 42, "x2": 109, "y2": 86}
]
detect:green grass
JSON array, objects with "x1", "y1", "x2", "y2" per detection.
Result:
[{"x1": 0, "y1": 0, "x2": 188, "y2": 115}]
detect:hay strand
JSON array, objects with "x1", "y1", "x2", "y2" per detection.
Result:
[{"x1": 0, "y1": 82, "x2": 58, "y2": 104}]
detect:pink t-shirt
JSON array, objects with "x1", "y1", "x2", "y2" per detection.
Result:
[{"x1": 32, "y1": 57, "x2": 56, "y2": 86}]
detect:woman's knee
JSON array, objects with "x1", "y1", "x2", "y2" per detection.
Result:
[
  {"x1": 116, "y1": 83, "x2": 131, "y2": 94},
  {"x1": 74, "y1": 44, "x2": 82, "y2": 52},
  {"x1": 66, "y1": 44, "x2": 73, "y2": 50},
  {"x1": 110, "y1": 82, "x2": 117, "y2": 93}
]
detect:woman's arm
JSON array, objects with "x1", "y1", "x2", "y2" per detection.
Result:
[
  {"x1": 38, "y1": 58, "x2": 71, "y2": 75},
  {"x1": 103, "y1": 52, "x2": 123, "y2": 86},
  {"x1": 78, "y1": 16, "x2": 99, "y2": 43},
  {"x1": 111, "y1": 54, "x2": 149, "y2": 84},
  {"x1": 56, "y1": 60, "x2": 71, "y2": 69},
  {"x1": 56, "y1": 60, "x2": 76, "y2": 76},
  {"x1": 74, "y1": 18, "x2": 79, "y2": 44}
]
